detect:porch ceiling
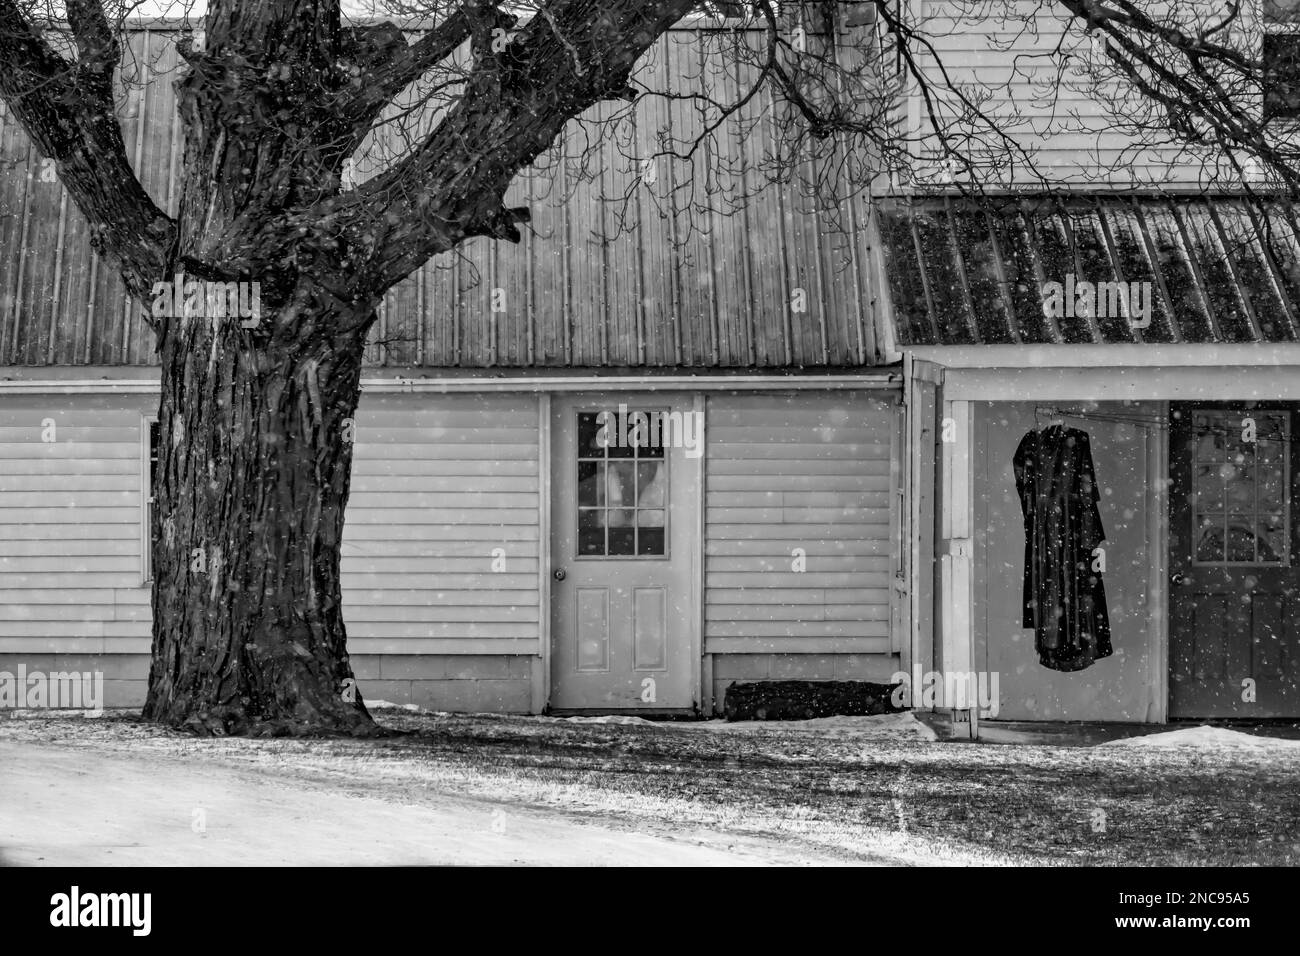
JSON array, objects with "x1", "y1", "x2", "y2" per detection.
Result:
[{"x1": 877, "y1": 194, "x2": 1300, "y2": 347}]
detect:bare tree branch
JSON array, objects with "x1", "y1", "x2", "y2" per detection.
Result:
[
  {"x1": 307, "y1": 0, "x2": 701, "y2": 297},
  {"x1": 0, "y1": 0, "x2": 175, "y2": 303},
  {"x1": 333, "y1": 2, "x2": 519, "y2": 158}
]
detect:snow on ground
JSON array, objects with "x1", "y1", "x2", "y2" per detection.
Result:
[
  {"x1": 546, "y1": 712, "x2": 938, "y2": 741},
  {"x1": 0, "y1": 741, "x2": 843, "y2": 867},
  {"x1": 366, "y1": 700, "x2": 427, "y2": 714},
  {"x1": 1102, "y1": 725, "x2": 1300, "y2": 751},
  {"x1": 2, "y1": 711, "x2": 1298, "y2": 865},
  {"x1": 543, "y1": 712, "x2": 941, "y2": 738},
  {"x1": 688, "y1": 712, "x2": 939, "y2": 741},
  {"x1": 387, "y1": 708, "x2": 939, "y2": 741}
]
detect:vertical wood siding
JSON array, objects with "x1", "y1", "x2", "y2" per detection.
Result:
[
  {"x1": 704, "y1": 391, "x2": 897, "y2": 651},
  {"x1": 0, "y1": 25, "x2": 877, "y2": 369}
]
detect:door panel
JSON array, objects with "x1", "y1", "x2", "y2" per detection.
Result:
[
  {"x1": 633, "y1": 588, "x2": 667, "y2": 670},
  {"x1": 576, "y1": 589, "x2": 609, "y2": 671},
  {"x1": 550, "y1": 395, "x2": 698, "y2": 711},
  {"x1": 976, "y1": 403, "x2": 1157, "y2": 721},
  {"x1": 1169, "y1": 404, "x2": 1300, "y2": 717}
]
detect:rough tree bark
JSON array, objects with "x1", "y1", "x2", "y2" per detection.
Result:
[
  {"x1": 142, "y1": 295, "x2": 376, "y2": 735},
  {"x1": 0, "y1": 0, "x2": 696, "y2": 734}
]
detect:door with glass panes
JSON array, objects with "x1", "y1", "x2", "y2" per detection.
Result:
[
  {"x1": 1169, "y1": 404, "x2": 1300, "y2": 717},
  {"x1": 550, "y1": 395, "x2": 698, "y2": 712}
]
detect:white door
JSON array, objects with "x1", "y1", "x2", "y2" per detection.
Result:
[{"x1": 550, "y1": 395, "x2": 699, "y2": 711}]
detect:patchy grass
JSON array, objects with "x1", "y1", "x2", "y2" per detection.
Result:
[{"x1": 3, "y1": 711, "x2": 1297, "y2": 865}]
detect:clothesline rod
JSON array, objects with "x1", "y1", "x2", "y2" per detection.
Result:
[{"x1": 1034, "y1": 407, "x2": 1169, "y2": 427}]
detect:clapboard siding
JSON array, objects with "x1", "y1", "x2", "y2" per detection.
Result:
[
  {"x1": 704, "y1": 392, "x2": 898, "y2": 649},
  {"x1": 911, "y1": 0, "x2": 1259, "y2": 188},
  {"x1": 2, "y1": 387, "x2": 901, "y2": 673},
  {"x1": 342, "y1": 393, "x2": 541, "y2": 644},
  {"x1": 0, "y1": 395, "x2": 151, "y2": 650},
  {"x1": 0, "y1": 391, "x2": 542, "y2": 654}
]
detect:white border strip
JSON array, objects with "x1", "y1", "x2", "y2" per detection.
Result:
[
  {"x1": 904, "y1": 343, "x2": 1300, "y2": 368},
  {"x1": 0, "y1": 373, "x2": 901, "y2": 395}
]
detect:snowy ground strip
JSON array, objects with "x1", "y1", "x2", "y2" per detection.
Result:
[{"x1": 1, "y1": 711, "x2": 1297, "y2": 866}]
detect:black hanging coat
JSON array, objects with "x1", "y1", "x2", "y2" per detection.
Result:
[{"x1": 1013, "y1": 425, "x2": 1113, "y2": 672}]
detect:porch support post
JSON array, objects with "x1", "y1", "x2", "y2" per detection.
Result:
[
  {"x1": 903, "y1": 355, "x2": 942, "y2": 687},
  {"x1": 939, "y1": 399, "x2": 977, "y2": 739}
]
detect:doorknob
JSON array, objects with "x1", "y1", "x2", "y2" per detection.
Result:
[
  {"x1": 1172, "y1": 572, "x2": 1191, "y2": 586},
  {"x1": 553, "y1": 567, "x2": 566, "y2": 581}
]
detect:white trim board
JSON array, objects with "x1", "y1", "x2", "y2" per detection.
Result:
[
  {"x1": 139, "y1": 412, "x2": 157, "y2": 587},
  {"x1": 904, "y1": 343, "x2": 1300, "y2": 368},
  {"x1": 0, "y1": 638, "x2": 545, "y2": 656},
  {"x1": 0, "y1": 373, "x2": 901, "y2": 395},
  {"x1": 939, "y1": 365, "x2": 1300, "y2": 401},
  {"x1": 360, "y1": 375, "x2": 899, "y2": 394},
  {"x1": 693, "y1": 392, "x2": 709, "y2": 715},
  {"x1": 534, "y1": 393, "x2": 552, "y2": 715},
  {"x1": 704, "y1": 637, "x2": 891, "y2": 655}
]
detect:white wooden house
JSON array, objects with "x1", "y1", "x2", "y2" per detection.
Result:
[
  {"x1": 5, "y1": 6, "x2": 1299, "y2": 729},
  {"x1": 874, "y1": 0, "x2": 1300, "y2": 731},
  {"x1": 0, "y1": 18, "x2": 904, "y2": 716}
]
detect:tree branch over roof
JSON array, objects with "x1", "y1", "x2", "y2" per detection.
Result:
[
  {"x1": 306, "y1": 0, "x2": 700, "y2": 296},
  {"x1": 0, "y1": 0, "x2": 175, "y2": 304},
  {"x1": 332, "y1": 2, "x2": 519, "y2": 159},
  {"x1": 1056, "y1": 0, "x2": 1300, "y2": 197}
]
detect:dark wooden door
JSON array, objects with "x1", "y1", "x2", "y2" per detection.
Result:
[{"x1": 1169, "y1": 404, "x2": 1300, "y2": 717}]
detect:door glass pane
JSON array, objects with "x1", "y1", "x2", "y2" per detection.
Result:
[
  {"x1": 638, "y1": 462, "x2": 666, "y2": 508},
  {"x1": 1195, "y1": 428, "x2": 1222, "y2": 460},
  {"x1": 608, "y1": 525, "x2": 636, "y2": 555},
  {"x1": 607, "y1": 462, "x2": 635, "y2": 510},
  {"x1": 1225, "y1": 463, "x2": 1255, "y2": 511},
  {"x1": 1194, "y1": 463, "x2": 1225, "y2": 512},
  {"x1": 636, "y1": 527, "x2": 665, "y2": 556},
  {"x1": 1260, "y1": 463, "x2": 1285, "y2": 509},
  {"x1": 1226, "y1": 519, "x2": 1257, "y2": 562},
  {"x1": 578, "y1": 460, "x2": 603, "y2": 506},
  {"x1": 1260, "y1": 514, "x2": 1288, "y2": 562},
  {"x1": 578, "y1": 412, "x2": 605, "y2": 457},
  {"x1": 578, "y1": 508, "x2": 605, "y2": 556},
  {"x1": 1196, "y1": 516, "x2": 1225, "y2": 562},
  {"x1": 1191, "y1": 411, "x2": 1290, "y2": 565},
  {"x1": 576, "y1": 410, "x2": 668, "y2": 557}
]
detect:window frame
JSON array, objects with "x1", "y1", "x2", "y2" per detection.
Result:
[
  {"x1": 1189, "y1": 408, "x2": 1292, "y2": 568},
  {"x1": 1264, "y1": 2, "x2": 1300, "y2": 121},
  {"x1": 574, "y1": 407, "x2": 672, "y2": 562},
  {"x1": 141, "y1": 414, "x2": 159, "y2": 585}
]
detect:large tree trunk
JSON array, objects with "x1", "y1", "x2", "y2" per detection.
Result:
[
  {"x1": 142, "y1": 297, "x2": 380, "y2": 736},
  {"x1": 1, "y1": 0, "x2": 702, "y2": 736}
]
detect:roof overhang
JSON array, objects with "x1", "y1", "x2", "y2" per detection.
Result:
[
  {"x1": 876, "y1": 193, "x2": 1300, "y2": 349},
  {"x1": 905, "y1": 343, "x2": 1300, "y2": 401}
]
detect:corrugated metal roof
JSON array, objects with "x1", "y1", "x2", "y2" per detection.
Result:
[
  {"x1": 878, "y1": 195, "x2": 1300, "y2": 346},
  {"x1": 0, "y1": 25, "x2": 879, "y2": 369}
]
